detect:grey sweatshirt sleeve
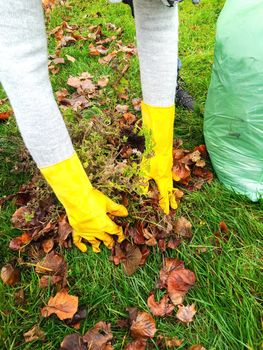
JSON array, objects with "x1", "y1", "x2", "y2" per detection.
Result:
[
  {"x1": 134, "y1": 0, "x2": 179, "y2": 107},
  {"x1": 0, "y1": 0, "x2": 74, "y2": 168}
]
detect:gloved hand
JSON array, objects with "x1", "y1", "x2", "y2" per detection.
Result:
[
  {"x1": 140, "y1": 102, "x2": 178, "y2": 214},
  {"x1": 40, "y1": 153, "x2": 128, "y2": 253}
]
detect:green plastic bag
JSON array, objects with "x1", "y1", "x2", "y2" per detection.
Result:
[{"x1": 204, "y1": 0, "x2": 263, "y2": 201}]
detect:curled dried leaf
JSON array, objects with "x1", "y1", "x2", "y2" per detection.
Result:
[
  {"x1": 147, "y1": 294, "x2": 174, "y2": 317},
  {"x1": 23, "y1": 325, "x2": 45, "y2": 343},
  {"x1": 83, "y1": 321, "x2": 113, "y2": 350},
  {"x1": 174, "y1": 217, "x2": 192, "y2": 239},
  {"x1": 176, "y1": 304, "x2": 197, "y2": 323},
  {"x1": 167, "y1": 269, "x2": 196, "y2": 306},
  {"x1": 1, "y1": 264, "x2": 20, "y2": 285},
  {"x1": 130, "y1": 311, "x2": 156, "y2": 339},
  {"x1": 125, "y1": 338, "x2": 147, "y2": 350}
]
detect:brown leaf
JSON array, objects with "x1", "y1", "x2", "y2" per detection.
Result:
[
  {"x1": 11, "y1": 207, "x2": 33, "y2": 229},
  {"x1": 123, "y1": 244, "x2": 142, "y2": 276},
  {"x1": 174, "y1": 217, "x2": 192, "y2": 239},
  {"x1": 41, "y1": 289, "x2": 78, "y2": 320},
  {"x1": 157, "y1": 258, "x2": 185, "y2": 289},
  {"x1": 125, "y1": 339, "x2": 147, "y2": 350},
  {"x1": 60, "y1": 333, "x2": 86, "y2": 350},
  {"x1": 189, "y1": 345, "x2": 206, "y2": 350},
  {"x1": 53, "y1": 57, "x2": 65, "y2": 65},
  {"x1": 58, "y1": 215, "x2": 72, "y2": 245},
  {"x1": 83, "y1": 321, "x2": 113, "y2": 350},
  {"x1": 172, "y1": 163, "x2": 191, "y2": 181},
  {"x1": 176, "y1": 304, "x2": 197, "y2": 323},
  {"x1": 167, "y1": 269, "x2": 196, "y2": 306},
  {"x1": 36, "y1": 251, "x2": 67, "y2": 287},
  {"x1": 66, "y1": 54, "x2": 76, "y2": 62},
  {"x1": 98, "y1": 52, "x2": 117, "y2": 65},
  {"x1": 165, "y1": 336, "x2": 184, "y2": 347},
  {"x1": 98, "y1": 76, "x2": 109, "y2": 88},
  {"x1": 39, "y1": 275, "x2": 63, "y2": 288},
  {"x1": 1, "y1": 264, "x2": 20, "y2": 285},
  {"x1": 123, "y1": 112, "x2": 136, "y2": 125},
  {"x1": 23, "y1": 325, "x2": 45, "y2": 343},
  {"x1": 219, "y1": 221, "x2": 228, "y2": 233},
  {"x1": 116, "y1": 104, "x2": 129, "y2": 114},
  {"x1": 157, "y1": 335, "x2": 184, "y2": 348},
  {"x1": 9, "y1": 232, "x2": 32, "y2": 251},
  {"x1": 130, "y1": 311, "x2": 156, "y2": 339},
  {"x1": 67, "y1": 76, "x2": 81, "y2": 88},
  {"x1": 14, "y1": 288, "x2": 26, "y2": 305},
  {"x1": 132, "y1": 98, "x2": 142, "y2": 111},
  {"x1": 147, "y1": 294, "x2": 174, "y2": 317},
  {"x1": 42, "y1": 238, "x2": 54, "y2": 253}
]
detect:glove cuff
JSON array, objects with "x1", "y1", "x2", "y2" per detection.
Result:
[{"x1": 40, "y1": 153, "x2": 93, "y2": 209}]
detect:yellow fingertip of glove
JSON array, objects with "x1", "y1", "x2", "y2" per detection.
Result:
[{"x1": 74, "y1": 241, "x2": 88, "y2": 253}]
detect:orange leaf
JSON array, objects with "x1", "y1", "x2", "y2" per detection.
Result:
[
  {"x1": 41, "y1": 289, "x2": 78, "y2": 320},
  {"x1": 167, "y1": 269, "x2": 196, "y2": 306},
  {"x1": 176, "y1": 304, "x2": 197, "y2": 323},
  {"x1": 0, "y1": 111, "x2": 12, "y2": 120},
  {"x1": 130, "y1": 311, "x2": 156, "y2": 339},
  {"x1": 147, "y1": 294, "x2": 174, "y2": 317}
]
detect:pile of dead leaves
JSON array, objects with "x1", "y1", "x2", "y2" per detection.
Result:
[
  {"x1": 110, "y1": 216, "x2": 193, "y2": 276},
  {"x1": 172, "y1": 141, "x2": 213, "y2": 192}
]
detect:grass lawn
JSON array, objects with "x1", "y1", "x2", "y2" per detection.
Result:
[{"x1": 0, "y1": 0, "x2": 262, "y2": 349}]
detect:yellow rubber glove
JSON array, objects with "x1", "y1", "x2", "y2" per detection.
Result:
[
  {"x1": 40, "y1": 153, "x2": 128, "y2": 253},
  {"x1": 140, "y1": 102, "x2": 178, "y2": 214}
]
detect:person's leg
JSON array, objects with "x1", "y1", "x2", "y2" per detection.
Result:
[
  {"x1": 133, "y1": 0, "x2": 179, "y2": 214},
  {"x1": 123, "y1": 0, "x2": 195, "y2": 110},
  {"x1": 0, "y1": 0, "x2": 74, "y2": 167},
  {"x1": 0, "y1": 0, "x2": 127, "y2": 252},
  {"x1": 134, "y1": 0, "x2": 178, "y2": 107}
]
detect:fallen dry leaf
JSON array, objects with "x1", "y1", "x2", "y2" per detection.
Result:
[
  {"x1": 167, "y1": 269, "x2": 196, "y2": 306},
  {"x1": 176, "y1": 304, "x2": 197, "y2": 323},
  {"x1": 157, "y1": 258, "x2": 185, "y2": 289},
  {"x1": 36, "y1": 251, "x2": 67, "y2": 288},
  {"x1": 123, "y1": 244, "x2": 142, "y2": 276},
  {"x1": 9, "y1": 232, "x2": 32, "y2": 251},
  {"x1": 97, "y1": 76, "x2": 109, "y2": 88},
  {"x1": 189, "y1": 345, "x2": 206, "y2": 350},
  {"x1": 1, "y1": 264, "x2": 20, "y2": 285},
  {"x1": 60, "y1": 333, "x2": 86, "y2": 350},
  {"x1": 41, "y1": 289, "x2": 78, "y2": 320},
  {"x1": 174, "y1": 217, "x2": 192, "y2": 239},
  {"x1": 125, "y1": 338, "x2": 147, "y2": 350},
  {"x1": 130, "y1": 311, "x2": 156, "y2": 340},
  {"x1": 14, "y1": 288, "x2": 26, "y2": 305},
  {"x1": 83, "y1": 321, "x2": 113, "y2": 350},
  {"x1": 0, "y1": 110, "x2": 13, "y2": 120},
  {"x1": 147, "y1": 294, "x2": 174, "y2": 317},
  {"x1": 157, "y1": 335, "x2": 184, "y2": 348},
  {"x1": 23, "y1": 325, "x2": 45, "y2": 343},
  {"x1": 42, "y1": 238, "x2": 54, "y2": 253}
]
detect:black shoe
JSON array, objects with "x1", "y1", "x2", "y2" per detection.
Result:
[
  {"x1": 122, "y1": 0, "x2": 134, "y2": 17},
  {"x1": 176, "y1": 75, "x2": 195, "y2": 111}
]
